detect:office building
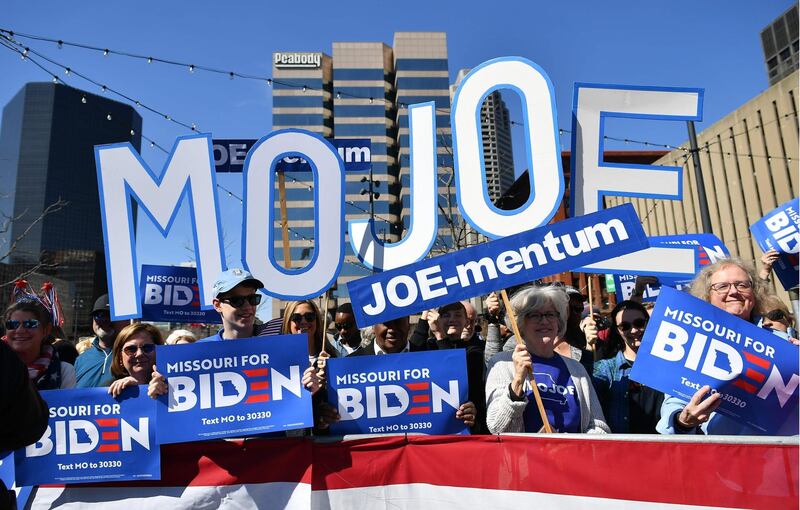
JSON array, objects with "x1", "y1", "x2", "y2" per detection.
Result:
[
  {"x1": 761, "y1": 4, "x2": 799, "y2": 85},
  {"x1": 271, "y1": 32, "x2": 459, "y2": 308},
  {"x1": 0, "y1": 82, "x2": 142, "y2": 336},
  {"x1": 452, "y1": 68, "x2": 516, "y2": 203}
]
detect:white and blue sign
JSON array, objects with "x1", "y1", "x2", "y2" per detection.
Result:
[
  {"x1": 0, "y1": 451, "x2": 12, "y2": 489},
  {"x1": 156, "y1": 335, "x2": 313, "y2": 444},
  {"x1": 140, "y1": 264, "x2": 221, "y2": 324},
  {"x1": 630, "y1": 287, "x2": 799, "y2": 435},
  {"x1": 15, "y1": 386, "x2": 159, "y2": 486},
  {"x1": 750, "y1": 197, "x2": 799, "y2": 290},
  {"x1": 213, "y1": 138, "x2": 371, "y2": 173},
  {"x1": 348, "y1": 204, "x2": 648, "y2": 327},
  {"x1": 612, "y1": 234, "x2": 730, "y2": 301},
  {"x1": 328, "y1": 350, "x2": 469, "y2": 436}
]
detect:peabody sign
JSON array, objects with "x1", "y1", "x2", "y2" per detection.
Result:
[{"x1": 274, "y1": 52, "x2": 322, "y2": 68}]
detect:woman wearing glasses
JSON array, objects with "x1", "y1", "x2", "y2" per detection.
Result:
[
  {"x1": 281, "y1": 300, "x2": 336, "y2": 359},
  {"x1": 485, "y1": 285, "x2": 609, "y2": 434},
  {"x1": 108, "y1": 323, "x2": 164, "y2": 397},
  {"x1": 3, "y1": 300, "x2": 76, "y2": 390},
  {"x1": 658, "y1": 258, "x2": 797, "y2": 435},
  {"x1": 592, "y1": 300, "x2": 663, "y2": 433}
]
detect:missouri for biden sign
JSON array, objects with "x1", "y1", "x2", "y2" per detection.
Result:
[
  {"x1": 94, "y1": 57, "x2": 703, "y2": 319},
  {"x1": 155, "y1": 335, "x2": 313, "y2": 444},
  {"x1": 630, "y1": 287, "x2": 799, "y2": 435}
]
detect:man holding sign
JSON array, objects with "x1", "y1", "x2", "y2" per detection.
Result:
[{"x1": 325, "y1": 315, "x2": 476, "y2": 435}]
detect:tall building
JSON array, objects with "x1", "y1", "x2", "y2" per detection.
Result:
[
  {"x1": 452, "y1": 68, "x2": 516, "y2": 203},
  {"x1": 761, "y1": 4, "x2": 799, "y2": 85},
  {"x1": 271, "y1": 32, "x2": 458, "y2": 307},
  {"x1": 0, "y1": 82, "x2": 142, "y2": 336}
]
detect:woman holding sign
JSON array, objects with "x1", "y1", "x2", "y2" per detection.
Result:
[
  {"x1": 108, "y1": 323, "x2": 164, "y2": 397},
  {"x1": 485, "y1": 285, "x2": 609, "y2": 434},
  {"x1": 658, "y1": 258, "x2": 797, "y2": 435},
  {"x1": 3, "y1": 300, "x2": 76, "y2": 390},
  {"x1": 592, "y1": 300, "x2": 663, "y2": 433}
]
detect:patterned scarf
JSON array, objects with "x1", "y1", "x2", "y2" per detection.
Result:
[{"x1": 27, "y1": 344, "x2": 63, "y2": 390}]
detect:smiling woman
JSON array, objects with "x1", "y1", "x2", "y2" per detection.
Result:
[
  {"x1": 485, "y1": 285, "x2": 609, "y2": 434},
  {"x1": 658, "y1": 257, "x2": 798, "y2": 435},
  {"x1": 108, "y1": 323, "x2": 164, "y2": 397},
  {"x1": 3, "y1": 300, "x2": 76, "y2": 390}
]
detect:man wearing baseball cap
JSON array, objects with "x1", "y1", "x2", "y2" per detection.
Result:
[
  {"x1": 197, "y1": 268, "x2": 270, "y2": 342},
  {"x1": 75, "y1": 294, "x2": 131, "y2": 387}
]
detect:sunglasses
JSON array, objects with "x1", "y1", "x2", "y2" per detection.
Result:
[
  {"x1": 5, "y1": 319, "x2": 40, "y2": 330},
  {"x1": 618, "y1": 318, "x2": 648, "y2": 332},
  {"x1": 122, "y1": 343, "x2": 157, "y2": 356},
  {"x1": 219, "y1": 294, "x2": 261, "y2": 308},
  {"x1": 335, "y1": 322, "x2": 355, "y2": 330},
  {"x1": 92, "y1": 311, "x2": 110, "y2": 321},
  {"x1": 290, "y1": 312, "x2": 316, "y2": 324}
]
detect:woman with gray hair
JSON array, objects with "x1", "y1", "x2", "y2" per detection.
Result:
[
  {"x1": 658, "y1": 257, "x2": 798, "y2": 435},
  {"x1": 485, "y1": 285, "x2": 609, "y2": 434}
]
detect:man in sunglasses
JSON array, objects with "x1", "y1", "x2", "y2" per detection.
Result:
[
  {"x1": 198, "y1": 268, "x2": 267, "y2": 342},
  {"x1": 74, "y1": 294, "x2": 131, "y2": 388},
  {"x1": 329, "y1": 303, "x2": 362, "y2": 357}
]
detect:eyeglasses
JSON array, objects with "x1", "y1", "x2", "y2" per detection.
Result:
[
  {"x1": 92, "y1": 311, "x2": 110, "y2": 321},
  {"x1": 219, "y1": 294, "x2": 261, "y2": 308},
  {"x1": 765, "y1": 309, "x2": 788, "y2": 322},
  {"x1": 290, "y1": 312, "x2": 316, "y2": 324},
  {"x1": 709, "y1": 281, "x2": 752, "y2": 294},
  {"x1": 5, "y1": 319, "x2": 40, "y2": 330},
  {"x1": 526, "y1": 311, "x2": 559, "y2": 322},
  {"x1": 335, "y1": 322, "x2": 355, "y2": 330},
  {"x1": 618, "y1": 318, "x2": 648, "y2": 332},
  {"x1": 122, "y1": 343, "x2": 156, "y2": 356}
]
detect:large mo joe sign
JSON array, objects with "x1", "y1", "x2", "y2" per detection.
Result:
[{"x1": 95, "y1": 57, "x2": 703, "y2": 319}]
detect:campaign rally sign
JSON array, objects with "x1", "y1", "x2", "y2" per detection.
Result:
[
  {"x1": 328, "y1": 350, "x2": 469, "y2": 436},
  {"x1": 750, "y1": 197, "x2": 799, "y2": 290},
  {"x1": 630, "y1": 286, "x2": 799, "y2": 435},
  {"x1": 140, "y1": 264, "x2": 221, "y2": 323},
  {"x1": 0, "y1": 451, "x2": 12, "y2": 489},
  {"x1": 613, "y1": 234, "x2": 730, "y2": 301},
  {"x1": 15, "y1": 386, "x2": 159, "y2": 486},
  {"x1": 348, "y1": 204, "x2": 648, "y2": 327},
  {"x1": 156, "y1": 335, "x2": 313, "y2": 444},
  {"x1": 213, "y1": 138, "x2": 371, "y2": 172}
]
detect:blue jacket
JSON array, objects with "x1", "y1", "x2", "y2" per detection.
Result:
[
  {"x1": 593, "y1": 351, "x2": 662, "y2": 433},
  {"x1": 74, "y1": 337, "x2": 114, "y2": 388}
]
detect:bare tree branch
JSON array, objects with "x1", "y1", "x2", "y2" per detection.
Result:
[{"x1": 0, "y1": 199, "x2": 69, "y2": 264}]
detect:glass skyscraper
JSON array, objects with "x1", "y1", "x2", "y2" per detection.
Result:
[
  {"x1": 271, "y1": 32, "x2": 459, "y2": 304},
  {"x1": 0, "y1": 82, "x2": 142, "y2": 336}
]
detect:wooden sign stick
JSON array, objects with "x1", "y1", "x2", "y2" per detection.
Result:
[{"x1": 500, "y1": 289, "x2": 553, "y2": 434}]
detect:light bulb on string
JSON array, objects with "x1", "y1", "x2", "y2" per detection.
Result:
[
  {"x1": 103, "y1": 49, "x2": 109, "y2": 56},
  {"x1": 130, "y1": 129, "x2": 135, "y2": 136},
  {"x1": 191, "y1": 123, "x2": 196, "y2": 131},
  {"x1": 266, "y1": 79, "x2": 272, "y2": 86},
  {"x1": 52, "y1": 76, "x2": 58, "y2": 83},
  {"x1": 57, "y1": 40, "x2": 63, "y2": 49},
  {"x1": 229, "y1": 72, "x2": 234, "y2": 80},
  {"x1": 101, "y1": 85, "x2": 107, "y2": 93},
  {"x1": 189, "y1": 64, "x2": 194, "y2": 73},
  {"x1": 81, "y1": 95, "x2": 87, "y2": 104},
  {"x1": 64, "y1": 67, "x2": 71, "y2": 76},
  {"x1": 147, "y1": 57, "x2": 152, "y2": 64},
  {"x1": 106, "y1": 113, "x2": 112, "y2": 121},
  {"x1": 302, "y1": 85, "x2": 307, "y2": 92},
  {"x1": 150, "y1": 141, "x2": 155, "y2": 148}
]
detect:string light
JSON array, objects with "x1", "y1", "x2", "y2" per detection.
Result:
[
  {"x1": 188, "y1": 64, "x2": 194, "y2": 73},
  {"x1": 2, "y1": 29, "x2": 795, "y2": 171},
  {"x1": 81, "y1": 95, "x2": 86, "y2": 104},
  {"x1": 103, "y1": 48, "x2": 109, "y2": 56},
  {"x1": 106, "y1": 113, "x2": 112, "y2": 121}
]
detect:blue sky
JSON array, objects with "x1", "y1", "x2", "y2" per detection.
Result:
[{"x1": 1, "y1": 0, "x2": 794, "y2": 278}]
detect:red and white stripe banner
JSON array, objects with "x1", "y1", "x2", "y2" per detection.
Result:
[{"x1": 30, "y1": 435, "x2": 799, "y2": 509}]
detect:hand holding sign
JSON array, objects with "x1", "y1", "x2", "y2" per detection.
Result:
[
  {"x1": 147, "y1": 365, "x2": 167, "y2": 399},
  {"x1": 511, "y1": 344, "x2": 533, "y2": 398},
  {"x1": 456, "y1": 402, "x2": 477, "y2": 428},
  {"x1": 759, "y1": 249, "x2": 781, "y2": 281},
  {"x1": 676, "y1": 385, "x2": 722, "y2": 429}
]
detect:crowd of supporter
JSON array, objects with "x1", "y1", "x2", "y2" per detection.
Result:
[{"x1": 2, "y1": 256, "x2": 798, "y2": 452}]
